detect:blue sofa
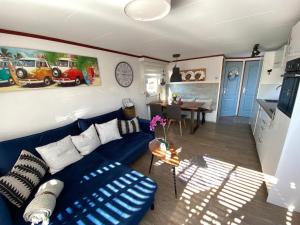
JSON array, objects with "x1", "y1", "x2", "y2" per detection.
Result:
[{"x1": 0, "y1": 108, "x2": 157, "y2": 225}]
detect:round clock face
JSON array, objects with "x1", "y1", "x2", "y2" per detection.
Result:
[{"x1": 115, "y1": 62, "x2": 134, "y2": 87}]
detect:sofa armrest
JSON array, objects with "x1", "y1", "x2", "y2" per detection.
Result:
[
  {"x1": 0, "y1": 196, "x2": 13, "y2": 225},
  {"x1": 138, "y1": 118, "x2": 155, "y2": 138}
]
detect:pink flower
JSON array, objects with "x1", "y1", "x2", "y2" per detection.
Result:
[
  {"x1": 149, "y1": 115, "x2": 166, "y2": 131},
  {"x1": 160, "y1": 118, "x2": 167, "y2": 127}
]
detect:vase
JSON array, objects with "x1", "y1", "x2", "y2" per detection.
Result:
[{"x1": 158, "y1": 138, "x2": 169, "y2": 153}]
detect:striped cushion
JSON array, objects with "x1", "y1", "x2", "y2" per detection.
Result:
[
  {"x1": 118, "y1": 117, "x2": 140, "y2": 135},
  {"x1": 0, "y1": 150, "x2": 48, "y2": 207}
]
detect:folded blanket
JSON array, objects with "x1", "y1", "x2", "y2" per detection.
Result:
[{"x1": 23, "y1": 179, "x2": 64, "y2": 225}]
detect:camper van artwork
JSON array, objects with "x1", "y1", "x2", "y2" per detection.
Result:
[
  {"x1": 0, "y1": 47, "x2": 100, "y2": 92},
  {"x1": 0, "y1": 57, "x2": 15, "y2": 85},
  {"x1": 52, "y1": 58, "x2": 95, "y2": 85}
]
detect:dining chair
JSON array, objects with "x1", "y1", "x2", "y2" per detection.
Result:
[
  {"x1": 149, "y1": 103, "x2": 164, "y2": 118},
  {"x1": 166, "y1": 104, "x2": 186, "y2": 136}
]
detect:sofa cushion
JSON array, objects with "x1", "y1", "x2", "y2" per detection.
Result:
[
  {"x1": 36, "y1": 136, "x2": 83, "y2": 174},
  {"x1": 96, "y1": 132, "x2": 153, "y2": 165},
  {"x1": 0, "y1": 121, "x2": 80, "y2": 175},
  {"x1": 118, "y1": 117, "x2": 140, "y2": 135},
  {"x1": 95, "y1": 119, "x2": 122, "y2": 145},
  {"x1": 71, "y1": 125, "x2": 101, "y2": 156},
  {"x1": 13, "y1": 159, "x2": 157, "y2": 225},
  {"x1": 78, "y1": 108, "x2": 125, "y2": 132},
  {"x1": 0, "y1": 150, "x2": 48, "y2": 207}
]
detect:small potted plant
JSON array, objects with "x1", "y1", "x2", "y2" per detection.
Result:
[{"x1": 172, "y1": 93, "x2": 178, "y2": 103}]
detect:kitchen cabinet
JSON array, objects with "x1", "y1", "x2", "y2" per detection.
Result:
[
  {"x1": 255, "y1": 108, "x2": 271, "y2": 167},
  {"x1": 254, "y1": 106, "x2": 271, "y2": 160},
  {"x1": 273, "y1": 45, "x2": 288, "y2": 69},
  {"x1": 250, "y1": 101, "x2": 259, "y2": 133},
  {"x1": 260, "y1": 51, "x2": 283, "y2": 85},
  {"x1": 289, "y1": 20, "x2": 300, "y2": 57},
  {"x1": 253, "y1": 104, "x2": 291, "y2": 192}
]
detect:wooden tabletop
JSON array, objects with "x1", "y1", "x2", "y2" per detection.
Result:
[
  {"x1": 149, "y1": 139, "x2": 180, "y2": 167},
  {"x1": 148, "y1": 100, "x2": 204, "y2": 111}
]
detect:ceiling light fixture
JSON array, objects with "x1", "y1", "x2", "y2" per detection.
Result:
[{"x1": 124, "y1": 0, "x2": 171, "y2": 21}]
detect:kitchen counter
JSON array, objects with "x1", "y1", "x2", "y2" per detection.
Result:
[{"x1": 257, "y1": 99, "x2": 278, "y2": 118}]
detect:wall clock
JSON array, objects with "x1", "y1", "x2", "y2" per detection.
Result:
[{"x1": 115, "y1": 62, "x2": 134, "y2": 87}]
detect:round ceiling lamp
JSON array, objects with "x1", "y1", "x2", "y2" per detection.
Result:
[{"x1": 124, "y1": 0, "x2": 171, "y2": 21}]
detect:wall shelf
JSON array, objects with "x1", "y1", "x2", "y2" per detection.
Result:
[{"x1": 167, "y1": 81, "x2": 220, "y2": 84}]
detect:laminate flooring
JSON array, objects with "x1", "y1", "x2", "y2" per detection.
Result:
[{"x1": 131, "y1": 119, "x2": 300, "y2": 225}]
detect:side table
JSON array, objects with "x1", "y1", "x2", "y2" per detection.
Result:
[{"x1": 148, "y1": 139, "x2": 180, "y2": 198}]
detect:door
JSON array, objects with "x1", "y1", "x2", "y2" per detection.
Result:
[
  {"x1": 238, "y1": 61, "x2": 260, "y2": 117},
  {"x1": 220, "y1": 61, "x2": 243, "y2": 116}
]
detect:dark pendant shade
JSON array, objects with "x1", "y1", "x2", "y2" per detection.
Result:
[{"x1": 170, "y1": 66, "x2": 182, "y2": 82}]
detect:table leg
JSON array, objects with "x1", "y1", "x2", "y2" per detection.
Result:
[
  {"x1": 172, "y1": 166, "x2": 177, "y2": 198},
  {"x1": 190, "y1": 110, "x2": 200, "y2": 134},
  {"x1": 197, "y1": 110, "x2": 201, "y2": 125},
  {"x1": 190, "y1": 110, "x2": 195, "y2": 134},
  {"x1": 202, "y1": 112, "x2": 206, "y2": 124},
  {"x1": 148, "y1": 155, "x2": 154, "y2": 174}
]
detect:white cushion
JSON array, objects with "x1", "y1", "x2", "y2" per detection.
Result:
[
  {"x1": 36, "y1": 135, "x2": 83, "y2": 174},
  {"x1": 71, "y1": 125, "x2": 101, "y2": 155},
  {"x1": 95, "y1": 119, "x2": 122, "y2": 144}
]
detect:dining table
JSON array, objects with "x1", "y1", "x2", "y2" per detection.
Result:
[{"x1": 148, "y1": 100, "x2": 206, "y2": 134}]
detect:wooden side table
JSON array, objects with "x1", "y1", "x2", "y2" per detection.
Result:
[{"x1": 148, "y1": 139, "x2": 180, "y2": 198}]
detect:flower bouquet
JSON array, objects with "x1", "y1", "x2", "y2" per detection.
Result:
[{"x1": 149, "y1": 115, "x2": 169, "y2": 153}]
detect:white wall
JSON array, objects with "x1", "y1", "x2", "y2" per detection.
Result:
[
  {"x1": 166, "y1": 56, "x2": 224, "y2": 122},
  {"x1": 168, "y1": 56, "x2": 224, "y2": 83},
  {"x1": 257, "y1": 84, "x2": 281, "y2": 100},
  {"x1": 0, "y1": 33, "x2": 148, "y2": 141}
]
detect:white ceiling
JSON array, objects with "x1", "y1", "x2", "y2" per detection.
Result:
[{"x1": 0, "y1": 0, "x2": 300, "y2": 60}]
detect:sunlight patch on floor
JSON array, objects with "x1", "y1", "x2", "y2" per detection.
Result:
[{"x1": 171, "y1": 155, "x2": 279, "y2": 225}]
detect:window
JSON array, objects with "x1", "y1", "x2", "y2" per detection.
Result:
[
  {"x1": 37, "y1": 61, "x2": 48, "y2": 67},
  {"x1": 57, "y1": 60, "x2": 68, "y2": 67},
  {"x1": 145, "y1": 77, "x2": 159, "y2": 97},
  {"x1": 19, "y1": 60, "x2": 35, "y2": 67},
  {"x1": 70, "y1": 62, "x2": 77, "y2": 68},
  {"x1": 141, "y1": 59, "x2": 167, "y2": 98}
]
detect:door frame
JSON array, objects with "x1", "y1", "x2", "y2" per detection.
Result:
[{"x1": 218, "y1": 58, "x2": 262, "y2": 119}]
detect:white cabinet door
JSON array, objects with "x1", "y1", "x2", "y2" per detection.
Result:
[
  {"x1": 251, "y1": 101, "x2": 259, "y2": 134},
  {"x1": 260, "y1": 51, "x2": 284, "y2": 85},
  {"x1": 254, "y1": 107, "x2": 262, "y2": 154},
  {"x1": 289, "y1": 21, "x2": 300, "y2": 56},
  {"x1": 261, "y1": 110, "x2": 290, "y2": 176},
  {"x1": 256, "y1": 108, "x2": 271, "y2": 163},
  {"x1": 260, "y1": 52, "x2": 275, "y2": 84}
]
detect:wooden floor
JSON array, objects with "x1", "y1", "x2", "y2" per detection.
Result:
[{"x1": 131, "y1": 119, "x2": 300, "y2": 225}]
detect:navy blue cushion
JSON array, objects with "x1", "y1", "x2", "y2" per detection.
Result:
[
  {"x1": 0, "y1": 195, "x2": 13, "y2": 225},
  {"x1": 78, "y1": 108, "x2": 125, "y2": 132},
  {"x1": 0, "y1": 121, "x2": 81, "y2": 175},
  {"x1": 14, "y1": 159, "x2": 157, "y2": 225},
  {"x1": 137, "y1": 118, "x2": 155, "y2": 138},
  {"x1": 95, "y1": 132, "x2": 153, "y2": 165}
]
